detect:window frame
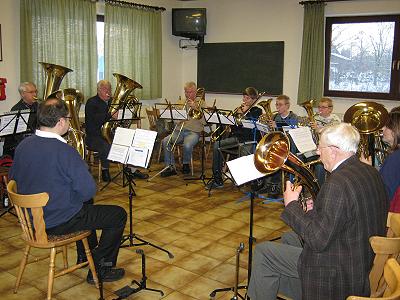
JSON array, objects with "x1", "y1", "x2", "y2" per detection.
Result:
[{"x1": 324, "y1": 15, "x2": 400, "y2": 100}]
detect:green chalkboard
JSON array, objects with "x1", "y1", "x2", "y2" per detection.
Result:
[{"x1": 197, "y1": 41, "x2": 284, "y2": 95}]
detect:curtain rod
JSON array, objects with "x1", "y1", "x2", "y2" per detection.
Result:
[
  {"x1": 299, "y1": 0, "x2": 351, "y2": 4},
  {"x1": 104, "y1": 0, "x2": 166, "y2": 11}
]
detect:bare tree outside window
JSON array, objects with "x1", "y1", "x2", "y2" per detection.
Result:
[{"x1": 325, "y1": 16, "x2": 400, "y2": 100}]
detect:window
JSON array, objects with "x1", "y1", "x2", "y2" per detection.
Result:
[
  {"x1": 324, "y1": 15, "x2": 400, "y2": 100},
  {"x1": 97, "y1": 15, "x2": 104, "y2": 81}
]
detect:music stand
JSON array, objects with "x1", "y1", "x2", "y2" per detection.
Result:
[
  {"x1": 99, "y1": 103, "x2": 142, "y2": 191},
  {"x1": 0, "y1": 110, "x2": 32, "y2": 218},
  {"x1": 148, "y1": 102, "x2": 187, "y2": 181}
]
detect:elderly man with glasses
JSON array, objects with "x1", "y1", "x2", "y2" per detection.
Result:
[{"x1": 247, "y1": 123, "x2": 388, "y2": 300}]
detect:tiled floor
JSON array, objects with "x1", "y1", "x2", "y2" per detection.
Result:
[{"x1": 0, "y1": 156, "x2": 289, "y2": 299}]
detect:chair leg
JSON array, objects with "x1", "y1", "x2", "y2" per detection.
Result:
[
  {"x1": 191, "y1": 157, "x2": 194, "y2": 176},
  {"x1": 157, "y1": 141, "x2": 163, "y2": 163},
  {"x1": 62, "y1": 246, "x2": 68, "y2": 269},
  {"x1": 14, "y1": 245, "x2": 31, "y2": 293},
  {"x1": 47, "y1": 247, "x2": 57, "y2": 300},
  {"x1": 82, "y1": 238, "x2": 99, "y2": 289}
]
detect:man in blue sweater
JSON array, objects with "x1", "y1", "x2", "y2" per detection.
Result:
[{"x1": 9, "y1": 98, "x2": 127, "y2": 284}]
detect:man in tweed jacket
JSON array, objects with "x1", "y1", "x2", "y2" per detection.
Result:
[{"x1": 248, "y1": 123, "x2": 388, "y2": 299}]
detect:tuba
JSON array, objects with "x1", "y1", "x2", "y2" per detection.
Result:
[
  {"x1": 101, "y1": 73, "x2": 143, "y2": 144},
  {"x1": 48, "y1": 89, "x2": 86, "y2": 159},
  {"x1": 254, "y1": 131, "x2": 320, "y2": 208},
  {"x1": 344, "y1": 101, "x2": 389, "y2": 165},
  {"x1": 300, "y1": 99, "x2": 319, "y2": 143},
  {"x1": 40, "y1": 62, "x2": 86, "y2": 159},
  {"x1": 39, "y1": 62, "x2": 73, "y2": 100}
]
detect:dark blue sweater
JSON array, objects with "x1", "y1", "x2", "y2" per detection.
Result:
[{"x1": 9, "y1": 135, "x2": 96, "y2": 228}]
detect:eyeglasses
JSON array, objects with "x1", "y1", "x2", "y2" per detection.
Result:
[
  {"x1": 318, "y1": 106, "x2": 332, "y2": 109},
  {"x1": 317, "y1": 144, "x2": 339, "y2": 151},
  {"x1": 24, "y1": 90, "x2": 37, "y2": 94}
]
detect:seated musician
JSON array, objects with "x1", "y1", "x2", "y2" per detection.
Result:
[
  {"x1": 85, "y1": 80, "x2": 148, "y2": 182},
  {"x1": 263, "y1": 95, "x2": 299, "y2": 195},
  {"x1": 310, "y1": 97, "x2": 341, "y2": 185},
  {"x1": 269, "y1": 94, "x2": 299, "y2": 130},
  {"x1": 206, "y1": 87, "x2": 262, "y2": 189},
  {"x1": 9, "y1": 97, "x2": 127, "y2": 284},
  {"x1": 161, "y1": 81, "x2": 204, "y2": 177},
  {"x1": 3, "y1": 82, "x2": 39, "y2": 158},
  {"x1": 369, "y1": 108, "x2": 400, "y2": 212},
  {"x1": 247, "y1": 123, "x2": 388, "y2": 300}
]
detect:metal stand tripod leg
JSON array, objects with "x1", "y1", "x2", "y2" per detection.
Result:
[
  {"x1": 147, "y1": 164, "x2": 175, "y2": 182},
  {"x1": 209, "y1": 191, "x2": 257, "y2": 300},
  {"x1": 0, "y1": 205, "x2": 17, "y2": 218},
  {"x1": 112, "y1": 249, "x2": 164, "y2": 300},
  {"x1": 120, "y1": 172, "x2": 174, "y2": 259},
  {"x1": 210, "y1": 243, "x2": 246, "y2": 300},
  {"x1": 185, "y1": 131, "x2": 212, "y2": 185}
]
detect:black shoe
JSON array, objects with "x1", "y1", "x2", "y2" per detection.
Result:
[
  {"x1": 205, "y1": 180, "x2": 224, "y2": 190},
  {"x1": 87, "y1": 266, "x2": 125, "y2": 285},
  {"x1": 160, "y1": 167, "x2": 177, "y2": 177},
  {"x1": 101, "y1": 169, "x2": 111, "y2": 182},
  {"x1": 182, "y1": 164, "x2": 190, "y2": 174},
  {"x1": 131, "y1": 170, "x2": 149, "y2": 180}
]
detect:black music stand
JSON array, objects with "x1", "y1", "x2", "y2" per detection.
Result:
[
  {"x1": 148, "y1": 102, "x2": 187, "y2": 181},
  {"x1": 0, "y1": 110, "x2": 32, "y2": 218}
]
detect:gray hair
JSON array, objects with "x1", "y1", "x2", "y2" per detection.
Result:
[
  {"x1": 320, "y1": 122, "x2": 360, "y2": 153},
  {"x1": 184, "y1": 81, "x2": 197, "y2": 89},
  {"x1": 97, "y1": 80, "x2": 111, "y2": 91},
  {"x1": 18, "y1": 82, "x2": 36, "y2": 96}
]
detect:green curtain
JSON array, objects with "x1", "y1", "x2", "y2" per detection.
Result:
[
  {"x1": 297, "y1": 2, "x2": 325, "y2": 104},
  {"x1": 104, "y1": 3, "x2": 162, "y2": 99},
  {"x1": 20, "y1": 0, "x2": 97, "y2": 99}
]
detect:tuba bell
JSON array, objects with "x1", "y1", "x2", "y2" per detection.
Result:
[
  {"x1": 343, "y1": 101, "x2": 389, "y2": 164},
  {"x1": 39, "y1": 62, "x2": 73, "y2": 100},
  {"x1": 254, "y1": 131, "x2": 320, "y2": 205},
  {"x1": 257, "y1": 98, "x2": 275, "y2": 126},
  {"x1": 101, "y1": 73, "x2": 143, "y2": 144},
  {"x1": 188, "y1": 87, "x2": 206, "y2": 120},
  {"x1": 40, "y1": 62, "x2": 86, "y2": 159}
]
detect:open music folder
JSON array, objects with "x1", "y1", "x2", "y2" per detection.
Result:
[
  {"x1": 107, "y1": 127, "x2": 157, "y2": 168},
  {"x1": 0, "y1": 110, "x2": 30, "y2": 136}
]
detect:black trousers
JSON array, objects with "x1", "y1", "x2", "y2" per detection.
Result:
[
  {"x1": 47, "y1": 204, "x2": 127, "y2": 266},
  {"x1": 86, "y1": 136, "x2": 111, "y2": 169}
]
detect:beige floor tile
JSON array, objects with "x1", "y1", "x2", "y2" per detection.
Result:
[
  {"x1": 2, "y1": 284, "x2": 47, "y2": 300},
  {"x1": 189, "y1": 213, "x2": 222, "y2": 225},
  {"x1": 30, "y1": 273, "x2": 84, "y2": 295},
  {"x1": 196, "y1": 243, "x2": 236, "y2": 262},
  {"x1": 211, "y1": 218, "x2": 247, "y2": 232},
  {"x1": 191, "y1": 226, "x2": 230, "y2": 241},
  {"x1": 179, "y1": 275, "x2": 233, "y2": 300},
  {"x1": 151, "y1": 265, "x2": 199, "y2": 290},
  {"x1": 173, "y1": 253, "x2": 222, "y2": 275},
  {"x1": 162, "y1": 290, "x2": 198, "y2": 300},
  {"x1": 217, "y1": 232, "x2": 250, "y2": 249},
  {"x1": 169, "y1": 220, "x2": 205, "y2": 234},
  {"x1": 203, "y1": 263, "x2": 247, "y2": 286},
  {"x1": 146, "y1": 228, "x2": 187, "y2": 244},
  {"x1": 171, "y1": 235, "x2": 213, "y2": 252}
]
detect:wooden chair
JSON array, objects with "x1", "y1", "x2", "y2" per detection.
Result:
[
  {"x1": 7, "y1": 180, "x2": 99, "y2": 300},
  {"x1": 369, "y1": 213, "x2": 400, "y2": 297},
  {"x1": 347, "y1": 258, "x2": 400, "y2": 300},
  {"x1": 86, "y1": 148, "x2": 102, "y2": 183}
]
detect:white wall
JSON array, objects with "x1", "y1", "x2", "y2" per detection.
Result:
[{"x1": 1, "y1": 0, "x2": 400, "y2": 125}]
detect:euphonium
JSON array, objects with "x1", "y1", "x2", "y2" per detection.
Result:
[
  {"x1": 39, "y1": 62, "x2": 73, "y2": 100},
  {"x1": 188, "y1": 87, "x2": 205, "y2": 120},
  {"x1": 300, "y1": 99, "x2": 319, "y2": 143},
  {"x1": 40, "y1": 62, "x2": 86, "y2": 159},
  {"x1": 101, "y1": 73, "x2": 143, "y2": 144},
  {"x1": 254, "y1": 131, "x2": 320, "y2": 208},
  {"x1": 344, "y1": 101, "x2": 389, "y2": 164},
  {"x1": 257, "y1": 98, "x2": 275, "y2": 125}
]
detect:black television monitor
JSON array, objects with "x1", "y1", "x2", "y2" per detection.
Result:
[{"x1": 172, "y1": 8, "x2": 207, "y2": 39}]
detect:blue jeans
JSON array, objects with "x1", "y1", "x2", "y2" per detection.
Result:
[{"x1": 162, "y1": 128, "x2": 200, "y2": 166}]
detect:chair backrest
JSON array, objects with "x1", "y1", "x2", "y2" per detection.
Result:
[
  {"x1": 388, "y1": 213, "x2": 400, "y2": 238},
  {"x1": 347, "y1": 258, "x2": 400, "y2": 300},
  {"x1": 369, "y1": 232, "x2": 400, "y2": 297},
  {"x1": 146, "y1": 108, "x2": 159, "y2": 131},
  {"x1": 7, "y1": 180, "x2": 50, "y2": 245}
]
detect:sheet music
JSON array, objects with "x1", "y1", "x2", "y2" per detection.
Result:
[
  {"x1": 206, "y1": 112, "x2": 235, "y2": 125},
  {"x1": 17, "y1": 113, "x2": 30, "y2": 133},
  {"x1": 0, "y1": 114, "x2": 17, "y2": 136},
  {"x1": 256, "y1": 122, "x2": 270, "y2": 133},
  {"x1": 241, "y1": 119, "x2": 257, "y2": 129},
  {"x1": 131, "y1": 129, "x2": 157, "y2": 168},
  {"x1": 127, "y1": 147, "x2": 149, "y2": 168},
  {"x1": 112, "y1": 127, "x2": 135, "y2": 146},
  {"x1": 227, "y1": 154, "x2": 265, "y2": 186},
  {"x1": 107, "y1": 144, "x2": 129, "y2": 163},
  {"x1": 118, "y1": 108, "x2": 133, "y2": 120},
  {"x1": 288, "y1": 126, "x2": 317, "y2": 153}
]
